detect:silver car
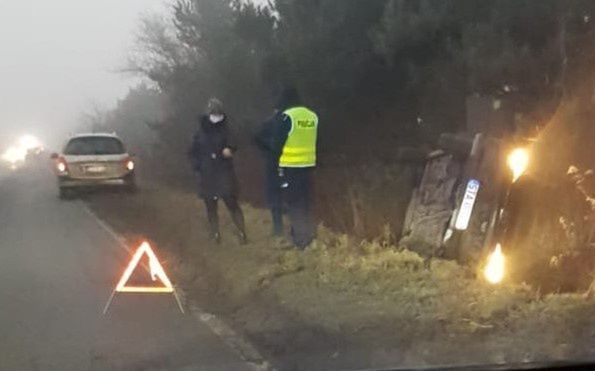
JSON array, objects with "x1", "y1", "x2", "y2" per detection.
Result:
[{"x1": 51, "y1": 133, "x2": 137, "y2": 199}]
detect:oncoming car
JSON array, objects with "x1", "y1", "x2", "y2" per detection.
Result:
[{"x1": 51, "y1": 133, "x2": 137, "y2": 199}]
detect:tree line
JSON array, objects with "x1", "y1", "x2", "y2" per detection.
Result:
[
  {"x1": 124, "y1": 1, "x2": 595, "y2": 143},
  {"x1": 96, "y1": 0, "x2": 595, "y2": 238}
]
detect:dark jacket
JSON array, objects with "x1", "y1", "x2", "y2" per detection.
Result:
[
  {"x1": 267, "y1": 87, "x2": 302, "y2": 166},
  {"x1": 254, "y1": 112, "x2": 286, "y2": 206},
  {"x1": 255, "y1": 112, "x2": 280, "y2": 164},
  {"x1": 189, "y1": 115, "x2": 239, "y2": 199},
  {"x1": 255, "y1": 111, "x2": 292, "y2": 169}
]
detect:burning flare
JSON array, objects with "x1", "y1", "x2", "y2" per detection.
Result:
[
  {"x1": 507, "y1": 148, "x2": 530, "y2": 182},
  {"x1": 484, "y1": 244, "x2": 505, "y2": 284}
]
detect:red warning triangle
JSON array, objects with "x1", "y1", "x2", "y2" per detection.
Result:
[{"x1": 115, "y1": 241, "x2": 174, "y2": 293}]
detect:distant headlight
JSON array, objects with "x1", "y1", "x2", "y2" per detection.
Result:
[
  {"x1": 19, "y1": 135, "x2": 41, "y2": 151},
  {"x1": 126, "y1": 160, "x2": 135, "y2": 171},
  {"x1": 2, "y1": 146, "x2": 26, "y2": 164}
]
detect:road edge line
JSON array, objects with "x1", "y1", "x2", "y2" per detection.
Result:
[
  {"x1": 81, "y1": 203, "x2": 271, "y2": 371},
  {"x1": 82, "y1": 204, "x2": 131, "y2": 252}
]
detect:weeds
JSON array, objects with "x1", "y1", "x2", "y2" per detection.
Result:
[{"x1": 89, "y1": 185, "x2": 595, "y2": 367}]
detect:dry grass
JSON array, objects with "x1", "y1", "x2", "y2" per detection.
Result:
[{"x1": 86, "y1": 184, "x2": 595, "y2": 369}]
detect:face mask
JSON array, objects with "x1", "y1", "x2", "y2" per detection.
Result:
[{"x1": 209, "y1": 114, "x2": 224, "y2": 123}]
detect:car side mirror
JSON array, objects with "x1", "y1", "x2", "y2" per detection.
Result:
[{"x1": 50, "y1": 153, "x2": 59, "y2": 160}]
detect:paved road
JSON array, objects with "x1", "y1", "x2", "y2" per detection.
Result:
[{"x1": 0, "y1": 163, "x2": 253, "y2": 371}]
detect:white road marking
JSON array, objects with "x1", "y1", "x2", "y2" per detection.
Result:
[
  {"x1": 82, "y1": 204, "x2": 130, "y2": 252},
  {"x1": 81, "y1": 203, "x2": 270, "y2": 371}
]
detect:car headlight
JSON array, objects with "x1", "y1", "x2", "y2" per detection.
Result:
[{"x1": 507, "y1": 147, "x2": 529, "y2": 182}]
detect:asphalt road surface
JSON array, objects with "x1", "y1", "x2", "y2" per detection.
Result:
[{"x1": 0, "y1": 162, "x2": 254, "y2": 371}]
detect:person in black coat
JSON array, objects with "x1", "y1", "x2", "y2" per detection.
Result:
[{"x1": 189, "y1": 98, "x2": 247, "y2": 244}]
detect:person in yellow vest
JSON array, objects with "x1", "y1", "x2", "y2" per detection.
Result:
[{"x1": 267, "y1": 87, "x2": 318, "y2": 249}]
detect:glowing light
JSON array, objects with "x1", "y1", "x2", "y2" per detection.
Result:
[
  {"x1": 2, "y1": 135, "x2": 43, "y2": 165},
  {"x1": 484, "y1": 244, "x2": 505, "y2": 284},
  {"x1": 2, "y1": 146, "x2": 27, "y2": 164},
  {"x1": 115, "y1": 241, "x2": 174, "y2": 293},
  {"x1": 126, "y1": 160, "x2": 135, "y2": 171},
  {"x1": 57, "y1": 162, "x2": 67, "y2": 173},
  {"x1": 507, "y1": 148, "x2": 530, "y2": 182},
  {"x1": 19, "y1": 135, "x2": 41, "y2": 151}
]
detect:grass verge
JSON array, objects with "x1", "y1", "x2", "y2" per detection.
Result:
[{"x1": 86, "y1": 182, "x2": 595, "y2": 371}]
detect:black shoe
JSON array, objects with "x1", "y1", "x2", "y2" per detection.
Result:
[{"x1": 211, "y1": 232, "x2": 221, "y2": 244}]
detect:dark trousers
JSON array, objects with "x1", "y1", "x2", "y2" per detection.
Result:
[
  {"x1": 281, "y1": 167, "x2": 315, "y2": 249},
  {"x1": 270, "y1": 194, "x2": 284, "y2": 237},
  {"x1": 204, "y1": 196, "x2": 246, "y2": 236},
  {"x1": 265, "y1": 163, "x2": 284, "y2": 236}
]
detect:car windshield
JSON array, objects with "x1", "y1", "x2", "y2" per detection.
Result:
[{"x1": 64, "y1": 137, "x2": 125, "y2": 155}]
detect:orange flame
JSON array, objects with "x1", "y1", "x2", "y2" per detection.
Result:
[{"x1": 115, "y1": 241, "x2": 174, "y2": 293}]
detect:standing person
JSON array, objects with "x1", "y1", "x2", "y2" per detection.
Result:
[
  {"x1": 268, "y1": 87, "x2": 319, "y2": 249},
  {"x1": 254, "y1": 108, "x2": 284, "y2": 237},
  {"x1": 189, "y1": 98, "x2": 248, "y2": 245}
]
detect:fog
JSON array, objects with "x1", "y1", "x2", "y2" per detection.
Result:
[{"x1": 0, "y1": 0, "x2": 167, "y2": 147}]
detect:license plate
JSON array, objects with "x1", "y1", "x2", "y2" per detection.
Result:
[
  {"x1": 454, "y1": 179, "x2": 480, "y2": 230},
  {"x1": 85, "y1": 165, "x2": 106, "y2": 173}
]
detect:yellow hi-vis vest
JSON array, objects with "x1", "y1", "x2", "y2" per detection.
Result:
[{"x1": 279, "y1": 106, "x2": 318, "y2": 168}]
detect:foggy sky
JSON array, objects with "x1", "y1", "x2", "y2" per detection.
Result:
[{"x1": 0, "y1": 0, "x2": 167, "y2": 147}]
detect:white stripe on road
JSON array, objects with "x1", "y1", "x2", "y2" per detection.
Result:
[
  {"x1": 81, "y1": 204, "x2": 271, "y2": 371},
  {"x1": 82, "y1": 204, "x2": 130, "y2": 251}
]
